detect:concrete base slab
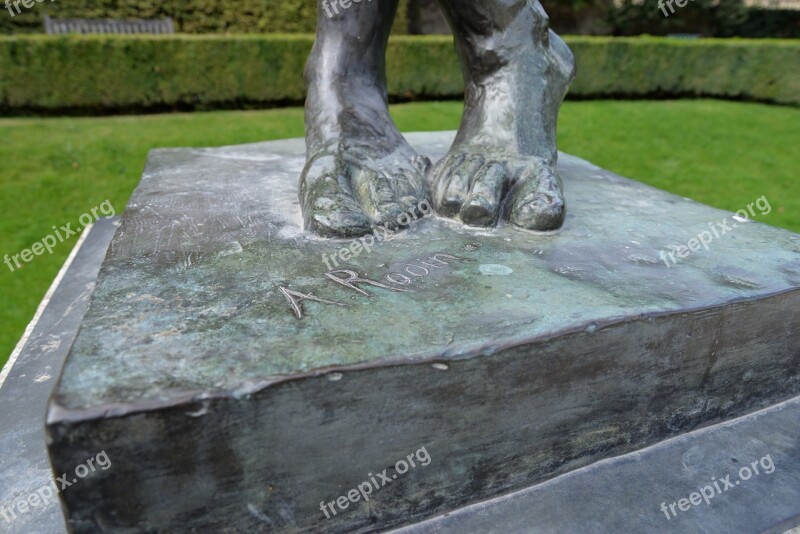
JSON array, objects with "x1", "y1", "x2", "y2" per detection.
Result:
[
  {"x1": 394, "y1": 395, "x2": 800, "y2": 534},
  {"x1": 0, "y1": 219, "x2": 118, "y2": 533}
]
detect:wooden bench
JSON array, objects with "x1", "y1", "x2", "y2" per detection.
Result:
[{"x1": 43, "y1": 16, "x2": 174, "y2": 35}]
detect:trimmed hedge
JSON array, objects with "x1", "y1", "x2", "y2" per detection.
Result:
[
  {"x1": 0, "y1": 35, "x2": 798, "y2": 114},
  {"x1": 567, "y1": 37, "x2": 800, "y2": 106},
  {"x1": 1, "y1": 0, "x2": 313, "y2": 35},
  {"x1": 0, "y1": 0, "x2": 410, "y2": 35}
]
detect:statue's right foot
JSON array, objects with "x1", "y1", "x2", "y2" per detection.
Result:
[
  {"x1": 300, "y1": 142, "x2": 431, "y2": 238},
  {"x1": 300, "y1": 66, "x2": 431, "y2": 238}
]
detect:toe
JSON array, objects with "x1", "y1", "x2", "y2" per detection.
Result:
[
  {"x1": 432, "y1": 153, "x2": 464, "y2": 211},
  {"x1": 440, "y1": 156, "x2": 484, "y2": 218},
  {"x1": 510, "y1": 193, "x2": 565, "y2": 231},
  {"x1": 507, "y1": 164, "x2": 566, "y2": 231},
  {"x1": 392, "y1": 161, "x2": 435, "y2": 218},
  {"x1": 302, "y1": 175, "x2": 373, "y2": 238},
  {"x1": 352, "y1": 168, "x2": 406, "y2": 225},
  {"x1": 459, "y1": 162, "x2": 507, "y2": 227},
  {"x1": 392, "y1": 162, "x2": 430, "y2": 211}
]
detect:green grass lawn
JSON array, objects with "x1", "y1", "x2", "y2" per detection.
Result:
[{"x1": 1, "y1": 99, "x2": 799, "y2": 369}]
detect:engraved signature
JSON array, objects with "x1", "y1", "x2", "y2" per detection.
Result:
[{"x1": 279, "y1": 253, "x2": 465, "y2": 319}]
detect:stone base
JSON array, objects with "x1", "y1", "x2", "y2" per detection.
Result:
[
  {"x1": 0, "y1": 219, "x2": 118, "y2": 534},
  {"x1": 46, "y1": 132, "x2": 800, "y2": 532}
]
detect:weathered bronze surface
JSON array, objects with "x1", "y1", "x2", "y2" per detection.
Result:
[{"x1": 46, "y1": 133, "x2": 800, "y2": 532}]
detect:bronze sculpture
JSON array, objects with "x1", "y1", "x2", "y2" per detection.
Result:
[{"x1": 300, "y1": 0, "x2": 576, "y2": 237}]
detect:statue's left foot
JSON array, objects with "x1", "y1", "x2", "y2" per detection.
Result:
[
  {"x1": 428, "y1": 0, "x2": 575, "y2": 231},
  {"x1": 431, "y1": 151, "x2": 565, "y2": 231}
]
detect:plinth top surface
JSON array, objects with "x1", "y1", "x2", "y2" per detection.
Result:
[{"x1": 51, "y1": 132, "x2": 800, "y2": 416}]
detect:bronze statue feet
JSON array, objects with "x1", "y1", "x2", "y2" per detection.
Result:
[{"x1": 301, "y1": 0, "x2": 574, "y2": 237}]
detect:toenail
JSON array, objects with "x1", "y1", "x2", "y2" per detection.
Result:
[
  {"x1": 525, "y1": 193, "x2": 555, "y2": 207},
  {"x1": 314, "y1": 197, "x2": 336, "y2": 209}
]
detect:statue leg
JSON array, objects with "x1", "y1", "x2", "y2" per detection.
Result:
[
  {"x1": 300, "y1": 0, "x2": 431, "y2": 238},
  {"x1": 431, "y1": 0, "x2": 575, "y2": 230}
]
